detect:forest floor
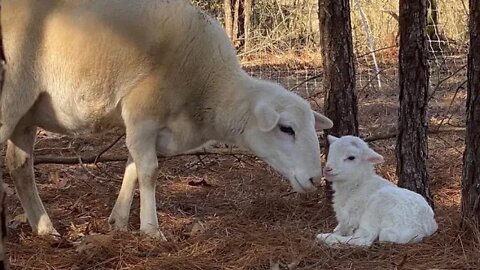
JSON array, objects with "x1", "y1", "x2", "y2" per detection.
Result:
[{"x1": 3, "y1": 57, "x2": 478, "y2": 269}]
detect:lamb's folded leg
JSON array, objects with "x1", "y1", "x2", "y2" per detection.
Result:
[{"x1": 317, "y1": 228, "x2": 377, "y2": 247}]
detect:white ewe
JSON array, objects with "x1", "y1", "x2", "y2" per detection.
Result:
[
  {"x1": 316, "y1": 135, "x2": 437, "y2": 247},
  {"x1": 1, "y1": 0, "x2": 333, "y2": 238}
]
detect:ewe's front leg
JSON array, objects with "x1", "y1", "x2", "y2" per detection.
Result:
[
  {"x1": 7, "y1": 126, "x2": 59, "y2": 236},
  {"x1": 125, "y1": 123, "x2": 166, "y2": 240},
  {"x1": 109, "y1": 155, "x2": 137, "y2": 231}
]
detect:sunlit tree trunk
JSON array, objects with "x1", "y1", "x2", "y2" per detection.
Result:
[
  {"x1": 224, "y1": 0, "x2": 233, "y2": 39},
  {"x1": 243, "y1": 0, "x2": 253, "y2": 52},
  {"x1": 0, "y1": 7, "x2": 9, "y2": 269}
]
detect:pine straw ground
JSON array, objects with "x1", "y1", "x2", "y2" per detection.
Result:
[{"x1": 2, "y1": 65, "x2": 478, "y2": 269}]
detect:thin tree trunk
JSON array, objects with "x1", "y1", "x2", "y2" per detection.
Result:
[
  {"x1": 243, "y1": 0, "x2": 253, "y2": 52},
  {"x1": 232, "y1": 0, "x2": 245, "y2": 48},
  {"x1": 396, "y1": 0, "x2": 434, "y2": 208},
  {"x1": 427, "y1": 0, "x2": 440, "y2": 40},
  {"x1": 461, "y1": 0, "x2": 480, "y2": 224},
  {"x1": 224, "y1": 0, "x2": 233, "y2": 39},
  {"x1": 0, "y1": 5, "x2": 9, "y2": 269},
  {"x1": 233, "y1": 0, "x2": 240, "y2": 43},
  {"x1": 318, "y1": 0, "x2": 358, "y2": 206}
]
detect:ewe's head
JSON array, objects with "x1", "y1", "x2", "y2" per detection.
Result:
[
  {"x1": 324, "y1": 135, "x2": 384, "y2": 182},
  {"x1": 241, "y1": 81, "x2": 333, "y2": 193}
]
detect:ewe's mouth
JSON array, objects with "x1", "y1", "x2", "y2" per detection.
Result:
[{"x1": 293, "y1": 176, "x2": 312, "y2": 193}]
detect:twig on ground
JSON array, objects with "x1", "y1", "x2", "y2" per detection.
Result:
[
  {"x1": 428, "y1": 64, "x2": 467, "y2": 101},
  {"x1": 94, "y1": 134, "x2": 125, "y2": 165},
  {"x1": 34, "y1": 148, "x2": 253, "y2": 165},
  {"x1": 434, "y1": 79, "x2": 467, "y2": 132}
]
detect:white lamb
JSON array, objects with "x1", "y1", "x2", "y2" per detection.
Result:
[{"x1": 316, "y1": 135, "x2": 437, "y2": 247}]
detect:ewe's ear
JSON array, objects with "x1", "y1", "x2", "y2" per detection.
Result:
[
  {"x1": 363, "y1": 148, "x2": 384, "y2": 164},
  {"x1": 254, "y1": 104, "x2": 280, "y2": 132},
  {"x1": 313, "y1": 111, "x2": 333, "y2": 130}
]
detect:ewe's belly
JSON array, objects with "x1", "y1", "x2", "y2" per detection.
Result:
[{"x1": 27, "y1": 92, "x2": 124, "y2": 135}]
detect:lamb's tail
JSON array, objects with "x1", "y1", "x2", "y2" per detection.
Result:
[{"x1": 423, "y1": 216, "x2": 438, "y2": 236}]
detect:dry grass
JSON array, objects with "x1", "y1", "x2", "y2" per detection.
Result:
[{"x1": 2, "y1": 59, "x2": 477, "y2": 269}]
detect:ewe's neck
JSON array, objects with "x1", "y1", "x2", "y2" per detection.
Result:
[{"x1": 205, "y1": 72, "x2": 255, "y2": 145}]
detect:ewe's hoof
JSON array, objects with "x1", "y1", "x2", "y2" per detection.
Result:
[
  {"x1": 37, "y1": 227, "x2": 61, "y2": 240},
  {"x1": 108, "y1": 216, "x2": 128, "y2": 232},
  {"x1": 141, "y1": 227, "x2": 167, "y2": 241}
]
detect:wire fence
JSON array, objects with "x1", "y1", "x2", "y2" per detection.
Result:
[{"x1": 195, "y1": 0, "x2": 469, "y2": 114}]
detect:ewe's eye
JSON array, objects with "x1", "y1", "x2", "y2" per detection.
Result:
[
  {"x1": 347, "y1": 156, "x2": 356, "y2": 161},
  {"x1": 279, "y1": 125, "x2": 295, "y2": 136}
]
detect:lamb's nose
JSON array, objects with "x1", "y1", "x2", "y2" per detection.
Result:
[{"x1": 324, "y1": 166, "x2": 333, "y2": 173}]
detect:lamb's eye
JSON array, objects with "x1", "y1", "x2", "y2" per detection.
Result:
[
  {"x1": 347, "y1": 156, "x2": 356, "y2": 161},
  {"x1": 279, "y1": 125, "x2": 295, "y2": 136}
]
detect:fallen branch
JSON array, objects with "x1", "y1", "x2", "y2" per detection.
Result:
[
  {"x1": 364, "y1": 126, "x2": 465, "y2": 143},
  {"x1": 33, "y1": 126, "x2": 465, "y2": 165},
  {"x1": 34, "y1": 148, "x2": 253, "y2": 165}
]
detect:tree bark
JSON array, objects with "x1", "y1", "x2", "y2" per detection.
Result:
[
  {"x1": 318, "y1": 0, "x2": 359, "y2": 206},
  {"x1": 396, "y1": 0, "x2": 434, "y2": 208},
  {"x1": 461, "y1": 0, "x2": 480, "y2": 224},
  {"x1": 223, "y1": 0, "x2": 233, "y2": 39},
  {"x1": 0, "y1": 6, "x2": 9, "y2": 269},
  {"x1": 243, "y1": 0, "x2": 253, "y2": 52},
  {"x1": 224, "y1": 0, "x2": 245, "y2": 48}
]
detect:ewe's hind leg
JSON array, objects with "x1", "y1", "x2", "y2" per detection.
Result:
[
  {"x1": 108, "y1": 155, "x2": 137, "y2": 230},
  {"x1": 6, "y1": 126, "x2": 58, "y2": 236},
  {"x1": 124, "y1": 121, "x2": 166, "y2": 240},
  {"x1": 0, "y1": 76, "x2": 40, "y2": 144}
]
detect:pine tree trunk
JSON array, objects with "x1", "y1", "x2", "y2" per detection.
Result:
[
  {"x1": 461, "y1": 0, "x2": 480, "y2": 223},
  {"x1": 0, "y1": 6, "x2": 9, "y2": 268},
  {"x1": 318, "y1": 0, "x2": 358, "y2": 206},
  {"x1": 232, "y1": 0, "x2": 245, "y2": 48},
  {"x1": 396, "y1": 0, "x2": 434, "y2": 208}
]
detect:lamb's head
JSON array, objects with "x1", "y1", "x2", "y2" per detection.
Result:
[
  {"x1": 324, "y1": 135, "x2": 384, "y2": 182},
  {"x1": 240, "y1": 82, "x2": 333, "y2": 193}
]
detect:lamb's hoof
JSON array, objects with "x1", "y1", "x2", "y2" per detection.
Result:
[
  {"x1": 316, "y1": 233, "x2": 344, "y2": 248},
  {"x1": 316, "y1": 233, "x2": 332, "y2": 242}
]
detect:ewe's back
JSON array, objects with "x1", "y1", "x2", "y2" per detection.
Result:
[{"x1": 2, "y1": 0, "x2": 240, "y2": 94}]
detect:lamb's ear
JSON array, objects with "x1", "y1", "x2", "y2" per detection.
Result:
[
  {"x1": 363, "y1": 148, "x2": 385, "y2": 164},
  {"x1": 327, "y1": 135, "x2": 339, "y2": 145},
  {"x1": 313, "y1": 111, "x2": 333, "y2": 130},
  {"x1": 254, "y1": 103, "x2": 280, "y2": 132}
]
